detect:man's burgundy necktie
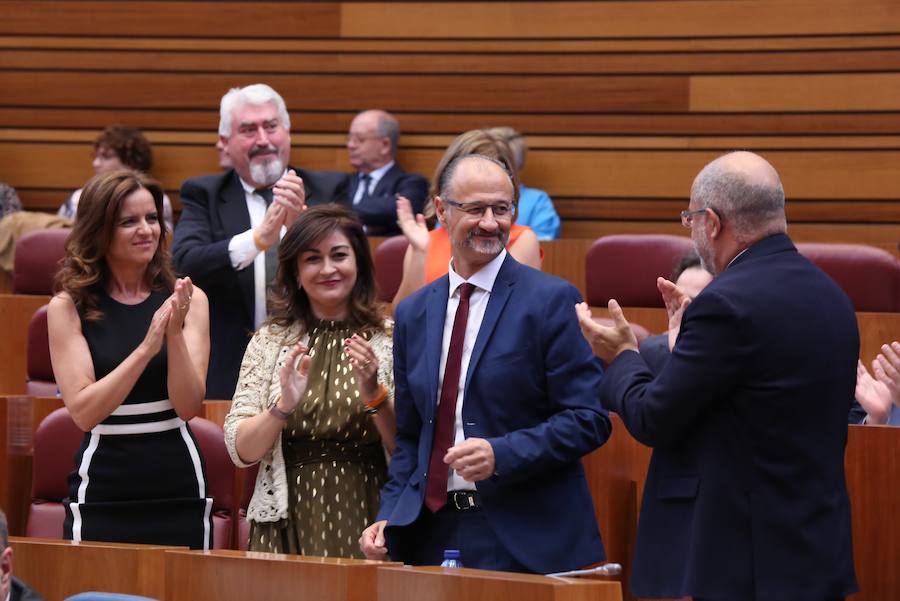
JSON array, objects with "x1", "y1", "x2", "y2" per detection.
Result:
[{"x1": 424, "y1": 282, "x2": 476, "y2": 512}]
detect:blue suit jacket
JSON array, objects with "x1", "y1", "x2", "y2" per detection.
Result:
[
  {"x1": 379, "y1": 255, "x2": 610, "y2": 573},
  {"x1": 349, "y1": 163, "x2": 428, "y2": 236},
  {"x1": 601, "y1": 234, "x2": 859, "y2": 601},
  {"x1": 171, "y1": 167, "x2": 348, "y2": 399}
]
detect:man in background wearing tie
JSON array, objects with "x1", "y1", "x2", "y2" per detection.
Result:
[
  {"x1": 359, "y1": 154, "x2": 609, "y2": 573},
  {"x1": 173, "y1": 83, "x2": 347, "y2": 399},
  {"x1": 346, "y1": 109, "x2": 427, "y2": 236}
]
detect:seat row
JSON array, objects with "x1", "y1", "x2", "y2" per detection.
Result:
[{"x1": 27, "y1": 405, "x2": 258, "y2": 550}]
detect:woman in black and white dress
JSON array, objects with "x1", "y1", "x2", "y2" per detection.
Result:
[{"x1": 48, "y1": 169, "x2": 212, "y2": 548}]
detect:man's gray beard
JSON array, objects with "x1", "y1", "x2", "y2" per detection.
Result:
[
  {"x1": 250, "y1": 157, "x2": 284, "y2": 187},
  {"x1": 453, "y1": 230, "x2": 509, "y2": 257},
  {"x1": 694, "y1": 234, "x2": 717, "y2": 276}
]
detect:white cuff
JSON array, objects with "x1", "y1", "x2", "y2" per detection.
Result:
[{"x1": 228, "y1": 229, "x2": 261, "y2": 270}]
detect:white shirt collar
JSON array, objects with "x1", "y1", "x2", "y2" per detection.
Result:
[
  {"x1": 447, "y1": 249, "x2": 507, "y2": 298},
  {"x1": 360, "y1": 160, "x2": 395, "y2": 185},
  {"x1": 726, "y1": 246, "x2": 750, "y2": 270}
]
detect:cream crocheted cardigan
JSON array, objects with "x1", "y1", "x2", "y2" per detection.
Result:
[{"x1": 223, "y1": 320, "x2": 394, "y2": 523}]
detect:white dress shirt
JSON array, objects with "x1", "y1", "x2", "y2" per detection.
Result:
[
  {"x1": 226, "y1": 173, "x2": 287, "y2": 329},
  {"x1": 438, "y1": 249, "x2": 507, "y2": 492},
  {"x1": 352, "y1": 160, "x2": 394, "y2": 205}
]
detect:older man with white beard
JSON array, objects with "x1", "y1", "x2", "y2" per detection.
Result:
[{"x1": 173, "y1": 83, "x2": 348, "y2": 399}]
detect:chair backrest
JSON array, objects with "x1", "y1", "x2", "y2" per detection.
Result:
[
  {"x1": 26, "y1": 304, "x2": 57, "y2": 396},
  {"x1": 585, "y1": 234, "x2": 694, "y2": 307},
  {"x1": 187, "y1": 416, "x2": 235, "y2": 549},
  {"x1": 796, "y1": 242, "x2": 900, "y2": 312},
  {"x1": 374, "y1": 235, "x2": 409, "y2": 303},
  {"x1": 13, "y1": 228, "x2": 70, "y2": 294},
  {"x1": 27, "y1": 407, "x2": 84, "y2": 539},
  {"x1": 236, "y1": 462, "x2": 260, "y2": 551}
]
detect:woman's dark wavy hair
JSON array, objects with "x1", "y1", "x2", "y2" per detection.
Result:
[
  {"x1": 55, "y1": 169, "x2": 175, "y2": 321},
  {"x1": 267, "y1": 205, "x2": 384, "y2": 336},
  {"x1": 96, "y1": 125, "x2": 153, "y2": 172}
]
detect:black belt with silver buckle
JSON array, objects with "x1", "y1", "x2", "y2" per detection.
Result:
[{"x1": 448, "y1": 490, "x2": 481, "y2": 511}]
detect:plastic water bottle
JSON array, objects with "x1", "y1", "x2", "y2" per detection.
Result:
[{"x1": 440, "y1": 549, "x2": 463, "y2": 568}]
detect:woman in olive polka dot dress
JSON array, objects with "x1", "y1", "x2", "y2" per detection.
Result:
[{"x1": 224, "y1": 206, "x2": 395, "y2": 557}]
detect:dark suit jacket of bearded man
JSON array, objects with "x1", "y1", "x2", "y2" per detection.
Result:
[{"x1": 172, "y1": 167, "x2": 348, "y2": 399}]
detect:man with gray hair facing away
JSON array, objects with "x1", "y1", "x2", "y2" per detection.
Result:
[
  {"x1": 173, "y1": 83, "x2": 348, "y2": 399},
  {"x1": 1, "y1": 509, "x2": 45, "y2": 601},
  {"x1": 346, "y1": 109, "x2": 427, "y2": 236},
  {"x1": 576, "y1": 151, "x2": 858, "y2": 601}
]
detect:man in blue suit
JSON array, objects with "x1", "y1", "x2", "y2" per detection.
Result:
[
  {"x1": 576, "y1": 151, "x2": 859, "y2": 601},
  {"x1": 346, "y1": 110, "x2": 428, "y2": 236},
  {"x1": 359, "y1": 154, "x2": 610, "y2": 573}
]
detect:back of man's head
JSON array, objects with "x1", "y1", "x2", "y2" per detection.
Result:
[
  {"x1": 0, "y1": 509, "x2": 7, "y2": 550},
  {"x1": 691, "y1": 151, "x2": 787, "y2": 245},
  {"x1": 367, "y1": 110, "x2": 400, "y2": 154},
  {"x1": 1, "y1": 508, "x2": 10, "y2": 600},
  {"x1": 218, "y1": 83, "x2": 290, "y2": 137}
]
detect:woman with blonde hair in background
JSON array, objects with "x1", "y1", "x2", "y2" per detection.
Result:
[{"x1": 392, "y1": 129, "x2": 542, "y2": 304}]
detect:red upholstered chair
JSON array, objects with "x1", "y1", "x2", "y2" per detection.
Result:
[
  {"x1": 26, "y1": 407, "x2": 83, "y2": 538},
  {"x1": 374, "y1": 235, "x2": 409, "y2": 303},
  {"x1": 26, "y1": 410, "x2": 236, "y2": 549},
  {"x1": 187, "y1": 416, "x2": 235, "y2": 549},
  {"x1": 26, "y1": 304, "x2": 57, "y2": 396},
  {"x1": 236, "y1": 463, "x2": 259, "y2": 550},
  {"x1": 13, "y1": 228, "x2": 70, "y2": 294},
  {"x1": 797, "y1": 242, "x2": 900, "y2": 312},
  {"x1": 585, "y1": 234, "x2": 694, "y2": 308}
]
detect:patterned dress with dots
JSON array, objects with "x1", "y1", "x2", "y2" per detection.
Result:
[{"x1": 248, "y1": 319, "x2": 388, "y2": 557}]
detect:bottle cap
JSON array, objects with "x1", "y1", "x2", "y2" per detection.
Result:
[{"x1": 443, "y1": 549, "x2": 461, "y2": 559}]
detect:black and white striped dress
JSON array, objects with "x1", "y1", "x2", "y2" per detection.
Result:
[{"x1": 63, "y1": 289, "x2": 212, "y2": 549}]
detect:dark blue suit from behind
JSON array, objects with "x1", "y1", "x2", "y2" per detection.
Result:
[
  {"x1": 379, "y1": 254, "x2": 610, "y2": 574},
  {"x1": 601, "y1": 233, "x2": 859, "y2": 601}
]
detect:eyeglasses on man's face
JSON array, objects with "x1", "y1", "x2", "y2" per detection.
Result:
[
  {"x1": 680, "y1": 208, "x2": 710, "y2": 228},
  {"x1": 442, "y1": 198, "x2": 516, "y2": 219},
  {"x1": 346, "y1": 133, "x2": 384, "y2": 145}
]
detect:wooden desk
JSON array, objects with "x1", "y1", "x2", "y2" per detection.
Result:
[
  {"x1": 9, "y1": 536, "x2": 180, "y2": 601},
  {"x1": 165, "y1": 549, "x2": 390, "y2": 601},
  {"x1": 585, "y1": 416, "x2": 899, "y2": 601},
  {"x1": 378, "y1": 565, "x2": 622, "y2": 601}
]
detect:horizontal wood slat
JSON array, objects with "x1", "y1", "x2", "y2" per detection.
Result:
[
  {"x1": 4, "y1": 142, "x2": 900, "y2": 204},
  {"x1": 3, "y1": 1, "x2": 900, "y2": 40},
  {"x1": 7, "y1": 48, "x2": 900, "y2": 75},
  {"x1": 6, "y1": 34, "x2": 900, "y2": 53},
  {"x1": 0, "y1": 2, "x2": 340, "y2": 38},
  {"x1": 339, "y1": 1, "x2": 900, "y2": 39},
  {"x1": 0, "y1": 72, "x2": 690, "y2": 114}
]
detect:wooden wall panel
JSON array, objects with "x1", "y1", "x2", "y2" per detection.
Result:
[
  {"x1": 1, "y1": 0, "x2": 899, "y2": 244},
  {"x1": 0, "y1": 2, "x2": 341, "y2": 37},
  {"x1": 691, "y1": 73, "x2": 900, "y2": 112},
  {"x1": 0, "y1": 72, "x2": 689, "y2": 114},
  {"x1": 9, "y1": 48, "x2": 900, "y2": 75},
  {"x1": 339, "y1": 1, "x2": 900, "y2": 39}
]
